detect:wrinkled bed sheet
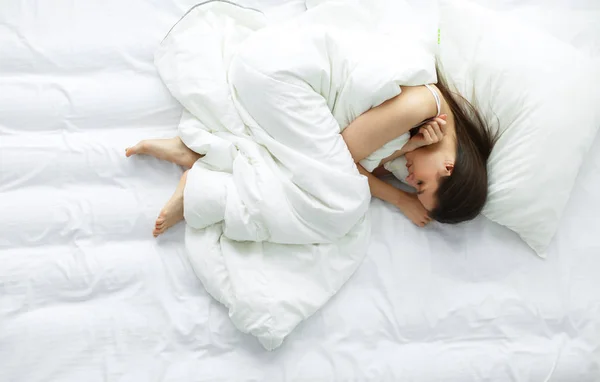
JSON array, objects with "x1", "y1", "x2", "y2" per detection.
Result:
[{"x1": 0, "y1": 0, "x2": 599, "y2": 380}]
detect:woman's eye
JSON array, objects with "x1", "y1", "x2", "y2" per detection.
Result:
[{"x1": 417, "y1": 181, "x2": 423, "y2": 186}]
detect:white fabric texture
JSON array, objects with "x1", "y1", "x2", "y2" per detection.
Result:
[
  {"x1": 154, "y1": 0, "x2": 437, "y2": 349},
  {"x1": 2, "y1": 0, "x2": 600, "y2": 380},
  {"x1": 360, "y1": 133, "x2": 410, "y2": 173},
  {"x1": 438, "y1": 0, "x2": 600, "y2": 256}
]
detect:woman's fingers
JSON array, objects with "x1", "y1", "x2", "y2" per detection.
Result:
[
  {"x1": 412, "y1": 212, "x2": 432, "y2": 227},
  {"x1": 421, "y1": 127, "x2": 433, "y2": 143},
  {"x1": 424, "y1": 118, "x2": 447, "y2": 143},
  {"x1": 415, "y1": 116, "x2": 449, "y2": 147},
  {"x1": 435, "y1": 117, "x2": 447, "y2": 129},
  {"x1": 424, "y1": 125, "x2": 438, "y2": 143},
  {"x1": 433, "y1": 123, "x2": 445, "y2": 141},
  {"x1": 428, "y1": 123, "x2": 442, "y2": 142}
]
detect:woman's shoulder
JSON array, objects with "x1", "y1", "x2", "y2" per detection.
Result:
[{"x1": 396, "y1": 84, "x2": 441, "y2": 122}]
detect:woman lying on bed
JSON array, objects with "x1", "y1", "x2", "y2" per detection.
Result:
[{"x1": 126, "y1": 69, "x2": 496, "y2": 237}]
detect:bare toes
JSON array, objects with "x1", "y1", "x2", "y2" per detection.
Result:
[{"x1": 125, "y1": 142, "x2": 145, "y2": 157}]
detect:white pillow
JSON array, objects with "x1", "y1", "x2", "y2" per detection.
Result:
[{"x1": 438, "y1": 0, "x2": 600, "y2": 256}]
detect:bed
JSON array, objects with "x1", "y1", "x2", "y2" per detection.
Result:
[{"x1": 1, "y1": 0, "x2": 599, "y2": 381}]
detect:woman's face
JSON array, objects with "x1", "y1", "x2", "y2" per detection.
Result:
[{"x1": 404, "y1": 145, "x2": 454, "y2": 211}]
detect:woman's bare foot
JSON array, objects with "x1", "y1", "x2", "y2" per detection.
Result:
[
  {"x1": 153, "y1": 170, "x2": 188, "y2": 237},
  {"x1": 126, "y1": 137, "x2": 202, "y2": 168}
]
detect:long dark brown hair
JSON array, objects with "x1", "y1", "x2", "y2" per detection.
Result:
[{"x1": 429, "y1": 65, "x2": 498, "y2": 223}]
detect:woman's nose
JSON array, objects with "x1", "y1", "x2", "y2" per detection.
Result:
[{"x1": 405, "y1": 173, "x2": 415, "y2": 187}]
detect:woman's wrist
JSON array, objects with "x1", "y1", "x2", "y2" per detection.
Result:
[{"x1": 399, "y1": 142, "x2": 418, "y2": 156}]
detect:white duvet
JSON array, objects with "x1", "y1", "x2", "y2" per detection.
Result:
[
  {"x1": 2, "y1": 0, "x2": 600, "y2": 379},
  {"x1": 155, "y1": 0, "x2": 436, "y2": 349}
]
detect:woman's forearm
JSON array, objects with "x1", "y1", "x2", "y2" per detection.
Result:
[
  {"x1": 357, "y1": 163, "x2": 431, "y2": 226},
  {"x1": 357, "y1": 163, "x2": 410, "y2": 208}
]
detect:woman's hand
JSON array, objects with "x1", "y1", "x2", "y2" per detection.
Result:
[
  {"x1": 356, "y1": 163, "x2": 431, "y2": 227},
  {"x1": 396, "y1": 193, "x2": 432, "y2": 227},
  {"x1": 403, "y1": 115, "x2": 447, "y2": 152}
]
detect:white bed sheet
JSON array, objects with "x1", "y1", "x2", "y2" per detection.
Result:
[{"x1": 1, "y1": 0, "x2": 599, "y2": 381}]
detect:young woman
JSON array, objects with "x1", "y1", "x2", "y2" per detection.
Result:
[{"x1": 126, "y1": 68, "x2": 496, "y2": 236}]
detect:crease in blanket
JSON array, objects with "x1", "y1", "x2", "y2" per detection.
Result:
[
  {"x1": 161, "y1": 0, "x2": 263, "y2": 44},
  {"x1": 155, "y1": 0, "x2": 436, "y2": 350}
]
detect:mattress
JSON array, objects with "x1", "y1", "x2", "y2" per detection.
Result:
[{"x1": 1, "y1": 0, "x2": 599, "y2": 381}]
